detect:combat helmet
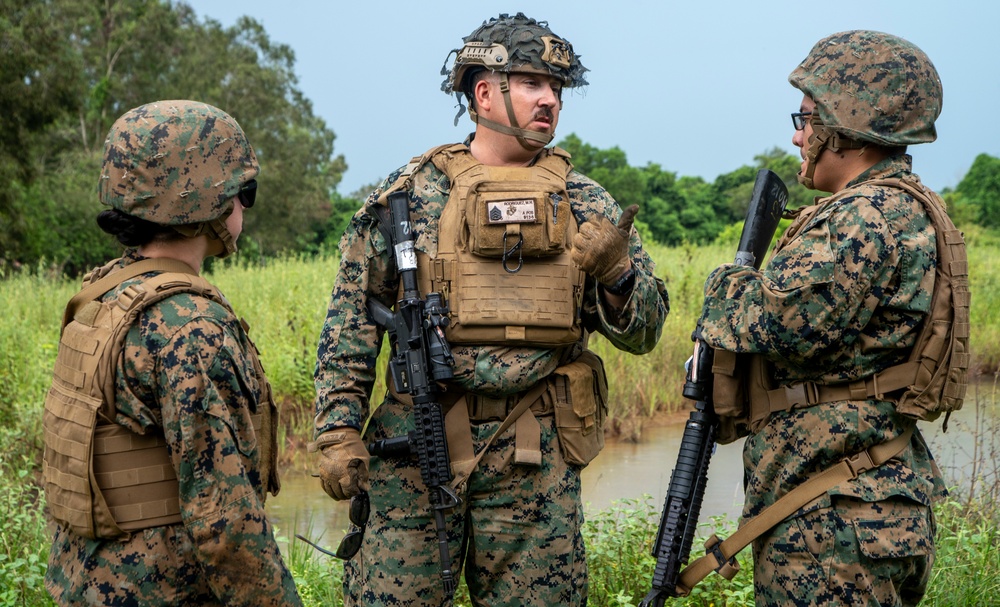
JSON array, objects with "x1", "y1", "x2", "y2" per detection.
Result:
[
  {"x1": 441, "y1": 12, "x2": 588, "y2": 150},
  {"x1": 99, "y1": 100, "x2": 259, "y2": 256},
  {"x1": 789, "y1": 30, "x2": 942, "y2": 188}
]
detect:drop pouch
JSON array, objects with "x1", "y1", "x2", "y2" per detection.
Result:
[{"x1": 549, "y1": 351, "x2": 609, "y2": 467}]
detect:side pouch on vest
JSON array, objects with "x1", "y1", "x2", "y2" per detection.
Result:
[
  {"x1": 466, "y1": 182, "x2": 571, "y2": 258},
  {"x1": 549, "y1": 351, "x2": 609, "y2": 467},
  {"x1": 711, "y1": 349, "x2": 750, "y2": 445},
  {"x1": 43, "y1": 379, "x2": 126, "y2": 539}
]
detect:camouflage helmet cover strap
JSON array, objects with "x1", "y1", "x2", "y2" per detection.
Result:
[
  {"x1": 467, "y1": 72, "x2": 554, "y2": 149},
  {"x1": 798, "y1": 114, "x2": 866, "y2": 189}
]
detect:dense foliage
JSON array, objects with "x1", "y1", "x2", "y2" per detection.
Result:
[
  {"x1": 5, "y1": 2, "x2": 999, "y2": 277},
  {"x1": 1, "y1": 0, "x2": 345, "y2": 274},
  {"x1": 949, "y1": 153, "x2": 1000, "y2": 228},
  {"x1": 558, "y1": 135, "x2": 817, "y2": 246}
]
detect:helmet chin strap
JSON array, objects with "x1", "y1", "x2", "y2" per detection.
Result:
[
  {"x1": 469, "y1": 73, "x2": 553, "y2": 151},
  {"x1": 206, "y1": 218, "x2": 238, "y2": 258},
  {"x1": 798, "y1": 116, "x2": 866, "y2": 189},
  {"x1": 172, "y1": 212, "x2": 238, "y2": 258}
]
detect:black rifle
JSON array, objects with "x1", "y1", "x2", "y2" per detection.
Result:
[
  {"x1": 640, "y1": 169, "x2": 788, "y2": 606},
  {"x1": 366, "y1": 191, "x2": 461, "y2": 594}
]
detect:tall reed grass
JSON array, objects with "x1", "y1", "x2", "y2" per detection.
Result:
[{"x1": 0, "y1": 237, "x2": 997, "y2": 605}]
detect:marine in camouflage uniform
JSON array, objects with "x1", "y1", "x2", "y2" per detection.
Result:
[
  {"x1": 314, "y1": 13, "x2": 669, "y2": 607},
  {"x1": 696, "y1": 31, "x2": 948, "y2": 606},
  {"x1": 45, "y1": 101, "x2": 301, "y2": 606}
]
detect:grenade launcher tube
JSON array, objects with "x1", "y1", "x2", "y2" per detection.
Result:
[{"x1": 640, "y1": 169, "x2": 788, "y2": 606}]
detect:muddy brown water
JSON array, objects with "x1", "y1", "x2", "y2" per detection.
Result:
[{"x1": 267, "y1": 393, "x2": 997, "y2": 551}]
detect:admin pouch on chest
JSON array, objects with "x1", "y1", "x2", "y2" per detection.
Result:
[
  {"x1": 374, "y1": 144, "x2": 586, "y2": 347},
  {"x1": 674, "y1": 174, "x2": 970, "y2": 594},
  {"x1": 43, "y1": 258, "x2": 279, "y2": 540}
]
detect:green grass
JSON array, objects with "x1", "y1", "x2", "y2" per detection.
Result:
[{"x1": 1, "y1": 238, "x2": 998, "y2": 605}]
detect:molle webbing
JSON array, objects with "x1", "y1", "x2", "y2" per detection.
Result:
[
  {"x1": 422, "y1": 145, "x2": 585, "y2": 346},
  {"x1": 45, "y1": 259, "x2": 214, "y2": 538},
  {"x1": 753, "y1": 175, "x2": 969, "y2": 423},
  {"x1": 92, "y1": 413, "x2": 264, "y2": 531},
  {"x1": 93, "y1": 424, "x2": 182, "y2": 531},
  {"x1": 877, "y1": 176, "x2": 970, "y2": 420},
  {"x1": 43, "y1": 259, "x2": 276, "y2": 539}
]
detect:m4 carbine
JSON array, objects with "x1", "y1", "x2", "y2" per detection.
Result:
[{"x1": 366, "y1": 191, "x2": 461, "y2": 595}]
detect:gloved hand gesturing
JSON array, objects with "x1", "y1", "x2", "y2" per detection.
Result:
[
  {"x1": 571, "y1": 204, "x2": 639, "y2": 286},
  {"x1": 315, "y1": 428, "x2": 370, "y2": 501}
]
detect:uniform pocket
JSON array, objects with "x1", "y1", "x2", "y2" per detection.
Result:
[
  {"x1": 855, "y1": 515, "x2": 932, "y2": 560},
  {"x1": 217, "y1": 331, "x2": 260, "y2": 459}
]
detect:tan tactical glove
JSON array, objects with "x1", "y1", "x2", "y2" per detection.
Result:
[
  {"x1": 571, "y1": 204, "x2": 639, "y2": 286},
  {"x1": 315, "y1": 428, "x2": 370, "y2": 501}
]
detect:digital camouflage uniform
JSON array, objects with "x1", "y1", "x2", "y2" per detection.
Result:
[
  {"x1": 46, "y1": 251, "x2": 302, "y2": 606},
  {"x1": 697, "y1": 31, "x2": 947, "y2": 607},
  {"x1": 314, "y1": 152, "x2": 669, "y2": 606},
  {"x1": 45, "y1": 100, "x2": 300, "y2": 605}
]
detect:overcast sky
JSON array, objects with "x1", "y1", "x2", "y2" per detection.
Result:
[{"x1": 183, "y1": 0, "x2": 999, "y2": 197}]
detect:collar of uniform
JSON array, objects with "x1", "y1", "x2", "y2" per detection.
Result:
[
  {"x1": 121, "y1": 247, "x2": 146, "y2": 267},
  {"x1": 846, "y1": 153, "x2": 913, "y2": 188}
]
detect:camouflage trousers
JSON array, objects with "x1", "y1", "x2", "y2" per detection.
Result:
[
  {"x1": 752, "y1": 495, "x2": 935, "y2": 606},
  {"x1": 344, "y1": 399, "x2": 587, "y2": 607},
  {"x1": 46, "y1": 524, "x2": 235, "y2": 606}
]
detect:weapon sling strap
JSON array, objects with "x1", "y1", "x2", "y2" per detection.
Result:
[
  {"x1": 445, "y1": 381, "x2": 548, "y2": 493},
  {"x1": 673, "y1": 426, "x2": 913, "y2": 596},
  {"x1": 388, "y1": 379, "x2": 548, "y2": 493}
]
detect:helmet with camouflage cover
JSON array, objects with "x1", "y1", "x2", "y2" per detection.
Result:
[
  {"x1": 789, "y1": 30, "x2": 942, "y2": 188},
  {"x1": 441, "y1": 13, "x2": 588, "y2": 150},
  {"x1": 99, "y1": 100, "x2": 259, "y2": 255}
]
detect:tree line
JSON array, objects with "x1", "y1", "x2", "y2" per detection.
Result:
[
  {"x1": 3, "y1": 0, "x2": 998, "y2": 276},
  {"x1": 1, "y1": 0, "x2": 344, "y2": 275}
]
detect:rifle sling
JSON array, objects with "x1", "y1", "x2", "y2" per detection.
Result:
[
  {"x1": 674, "y1": 426, "x2": 914, "y2": 597},
  {"x1": 387, "y1": 380, "x2": 549, "y2": 493}
]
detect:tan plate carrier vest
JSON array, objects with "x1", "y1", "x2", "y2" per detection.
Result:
[
  {"x1": 672, "y1": 174, "x2": 971, "y2": 596},
  {"x1": 377, "y1": 143, "x2": 586, "y2": 347},
  {"x1": 43, "y1": 258, "x2": 280, "y2": 540},
  {"x1": 373, "y1": 144, "x2": 605, "y2": 486}
]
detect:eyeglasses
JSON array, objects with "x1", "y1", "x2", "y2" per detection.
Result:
[
  {"x1": 791, "y1": 112, "x2": 813, "y2": 131},
  {"x1": 237, "y1": 179, "x2": 257, "y2": 209},
  {"x1": 293, "y1": 491, "x2": 370, "y2": 560}
]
